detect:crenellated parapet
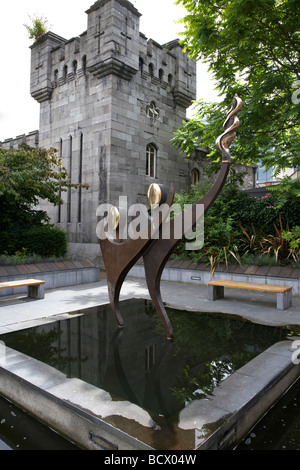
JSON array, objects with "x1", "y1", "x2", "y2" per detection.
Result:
[
  {"x1": 30, "y1": 0, "x2": 196, "y2": 109},
  {"x1": 30, "y1": 32, "x2": 66, "y2": 103},
  {"x1": 85, "y1": 0, "x2": 141, "y2": 80},
  {"x1": 0, "y1": 130, "x2": 39, "y2": 150}
]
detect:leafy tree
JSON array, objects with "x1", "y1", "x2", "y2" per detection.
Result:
[
  {"x1": 0, "y1": 144, "x2": 88, "y2": 253},
  {"x1": 0, "y1": 143, "x2": 88, "y2": 207},
  {"x1": 174, "y1": 0, "x2": 300, "y2": 197}
]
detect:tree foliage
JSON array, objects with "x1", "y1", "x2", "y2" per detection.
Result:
[
  {"x1": 0, "y1": 144, "x2": 87, "y2": 207},
  {"x1": 0, "y1": 144, "x2": 88, "y2": 253},
  {"x1": 173, "y1": 180, "x2": 300, "y2": 266},
  {"x1": 174, "y1": 0, "x2": 300, "y2": 194}
]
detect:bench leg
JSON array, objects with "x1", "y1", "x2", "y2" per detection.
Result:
[
  {"x1": 27, "y1": 284, "x2": 45, "y2": 299},
  {"x1": 208, "y1": 285, "x2": 224, "y2": 301},
  {"x1": 277, "y1": 290, "x2": 292, "y2": 310}
]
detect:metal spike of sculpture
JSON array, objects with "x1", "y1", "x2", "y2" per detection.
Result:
[{"x1": 99, "y1": 95, "x2": 243, "y2": 339}]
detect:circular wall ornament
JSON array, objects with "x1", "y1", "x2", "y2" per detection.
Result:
[{"x1": 146, "y1": 101, "x2": 160, "y2": 123}]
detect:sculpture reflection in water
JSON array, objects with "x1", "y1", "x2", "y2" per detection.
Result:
[{"x1": 99, "y1": 95, "x2": 243, "y2": 339}]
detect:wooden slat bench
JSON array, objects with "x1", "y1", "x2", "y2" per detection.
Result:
[
  {"x1": 208, "y1": 279, "x2": 292, "y2": 310},
  {"x1": 0, "y1": 279, "x2": 45, "y2": 300}
]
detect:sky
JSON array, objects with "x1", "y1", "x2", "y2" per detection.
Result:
[{"x1": 0, "y1": 0, "x2": 220, "y2": 142}]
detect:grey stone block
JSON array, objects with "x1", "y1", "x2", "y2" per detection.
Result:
[
  {"x1": 28, "y1": 283, "x2": 45, "y2": 299},
  {"x1": 208, "y1": 284, "x2": 224, "y2": 301},
  {"x1": 277, "y1": 289, "x2": 292, "y2": 310}
]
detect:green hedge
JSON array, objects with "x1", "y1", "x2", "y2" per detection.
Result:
[
  {"x1": 21, "y1": 225, "x2": 68, "y2": 258},
  {"x1": 0, "y1": 225, "x2": 68, "y2": 257},
  {"x1": 0, "y1": 231, "x2": 16, "y2": 255}
]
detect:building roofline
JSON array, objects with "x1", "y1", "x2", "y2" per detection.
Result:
[
  {"x1": 29, "y1": 31, "x2": 67, "y2": 49},
  {"x1": 86, "y1": 0, "x2": 141, "y2": 17}
]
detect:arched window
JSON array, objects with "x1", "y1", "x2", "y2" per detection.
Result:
[
  {"x1": 139, "y1": 57, "x2": 144, "y2": 73},
  {"x1": 168, "y1": 73, "x2": 173, "y2": 87},
  {"x1": 63, "y1": 65, "x2": 68, "y2": 81},
  {"x1": 54, "y1": 69, "x2": 58, "y2": 87},
  {"x1": 78, "y1": 133, "x2": 83, "y2": 223},
  {"x1": 146, "y1": 144, "x2": 157, "y2": 178},
  {"x1": 191, "y1": 168, "x2": 200, "y2": 185},
  {"x1": 67, "y1": 135, "x2": 73, "y2": 223},
  {"x1": 159, "y1": 68, "x2": 164, "y2": 82},
  {"x1": 57, "y1": 138, "x2": 63, "y2": 224},
  {"x1": 82, "y1": 55, "x2": 87, "y2": 74},
  {"x1": 72, "y1": 60, "x2": 78, "y2": 75},
  {"x1": 149, "y1": 63, "x2": 154, "y2": 78}
]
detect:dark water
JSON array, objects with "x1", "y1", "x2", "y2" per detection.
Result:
[
  {"x1": 235, "y1": 377, "x2": 300, "y2": 450},
  {"x1": 0, "y1": 395, "x2": 80, "y2": 450},
  {"x1": 0, "y1": 300, "x2": 297, "y2": 449}
]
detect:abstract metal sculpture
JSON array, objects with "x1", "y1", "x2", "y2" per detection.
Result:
[{"x1": 99, "y1": 95, "x2": 243, "y2": 339}]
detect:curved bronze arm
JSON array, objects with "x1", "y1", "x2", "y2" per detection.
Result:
[
  {"x1": 216, "y1": 94, "x2": 243, "y2": 161},
  {"x1": 99, "y1": 185, "x2": 175, "y2": 327}
]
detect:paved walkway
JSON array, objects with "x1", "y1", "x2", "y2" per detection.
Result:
[{"x1": 0, "y1": 277, "x2": 299, "y2": 334}]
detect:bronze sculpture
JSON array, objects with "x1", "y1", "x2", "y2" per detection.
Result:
[{"x1": 99, "y1": 95, "x2": 243, "y2": 339}]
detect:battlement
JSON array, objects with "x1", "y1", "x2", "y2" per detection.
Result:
[
  {"x1": 0, "y1": 130, "x2": 39, "y2": 150},
  {"x1": 30, "y1": 0, "x2": 196, "y2": 108}
]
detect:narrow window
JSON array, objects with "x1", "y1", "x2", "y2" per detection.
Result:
[
  {"x1": 159, "y1": 68, "x2": 164, "y2": 82},
  {"x1": 72, "y1": 60, "x2": 78, "y2": 75},
  {"x1": 168, "y1": 73, "x2": 173, "y2": 87},
  {"x1": 78, "y1": 133, "x2": 83, "y2": 223},
  {"x1": 139, "y1": 57, "x2": 144, "y2": 73},
  {"x1": 67, "y1": 136, "x2": 72, "y2": 223},
  {"x1": 149, "y1": 63, "x2": 154, "y2": 78},
  {"x1": 63, "y1": 65, "x2": 68, "y2": 81},
  {"x1": 191, "y1": 168, "x2": 200, "y2": 185},
  {"x1": 54, "y1": 69, "x2": 58, "y2": 87},
  {"x1": 146, "y1": 144, "x2": 157, "y2": 178},
  {"x1": 58, "y1": 138, "x2": 63, "y2": 223},
  {"x1": 82, "y1": 55, "x2": 87, "y2": 74}
]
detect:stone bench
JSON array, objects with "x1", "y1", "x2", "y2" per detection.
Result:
[
  {"x1": 0, "y1": 279, "x2": 45, "y2": 300},
  {"x1": 208, "y1": 279, "x2": 292, "y2": 310}
]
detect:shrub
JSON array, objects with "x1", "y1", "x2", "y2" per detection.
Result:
[
  {"x1": 0, "y1": 231, "x2": 16, "y2": 255},
  {"x1": 22, "y1": 225, "x2": 68, "y2": 258},
  {"x1": 24, "y1": 15, "x2": 48, "y2": 42},
  {"x1": 172, "y1": 180, "x2": 300, "y2": 266},
  {"x1": 282, "y1": 226, "x2": 300, "y2": 263}
]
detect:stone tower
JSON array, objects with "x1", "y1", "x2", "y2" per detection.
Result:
[{"x1": 29, "y1": 0, "x2": 197, "y2": 254}]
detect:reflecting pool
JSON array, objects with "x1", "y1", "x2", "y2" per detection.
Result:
[{"x1": 0, "y1": 300, "x2": 291, "y2": 423}]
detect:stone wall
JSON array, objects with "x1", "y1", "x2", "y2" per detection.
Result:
[
  {"x1": 129, "y1": 258, "x2": 300, "y2": 295},
  {"x1": 29, "y1": 0, "x2": 197, "y2": 245},
  {"x1": 0, "y1": 260, "x2": 100, "y2": 297}
]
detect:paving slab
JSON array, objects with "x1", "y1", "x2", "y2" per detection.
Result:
[{"x1": 0, "y1": 277, "x2": 299, "y2": 334}]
